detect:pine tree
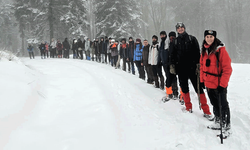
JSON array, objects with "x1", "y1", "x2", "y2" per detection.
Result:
[
  {"x1": 95, "y1": 0, "x2": 142, "y2": 39},
  {"x1": 13, "y1": 0, "x2": 88, "y2": 42},
  {"x1": 0, "y1": 2, "x2": 15, "y2": 50}
]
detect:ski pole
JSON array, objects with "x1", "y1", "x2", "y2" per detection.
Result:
[
  {"x1": 218, "y1": 92, "x2": 223, "y2": 144},
  {"x1": 196, "y1": 64, "x2": 201, "y2": 110}
]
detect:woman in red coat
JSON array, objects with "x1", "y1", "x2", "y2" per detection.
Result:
[{"x1": 200, "y1": 30, "x2": 232, "y2": 131}]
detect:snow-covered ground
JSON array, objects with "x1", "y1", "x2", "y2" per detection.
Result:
[{"x1": 0, "y1": 56, "x2": 249, "y2": 150}]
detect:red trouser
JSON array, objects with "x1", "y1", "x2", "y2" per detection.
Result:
[{"x1": 183, "y1": 92, "x2": 211, "y2": 115}]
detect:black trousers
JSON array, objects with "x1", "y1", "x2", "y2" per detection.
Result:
[
  {"x1": 178, "y1": 69, "x2": 204, "y2": 94},
  {"x1": 79, "y1": 50, "x2": 83, "y2": 60},
  {"x1": 135, "y1": 61, "x2": 145, "y2": 79},
  {"x1": 152, "y1": 64, "x2": 163, "y2": 77},
  {"x1": 112, "y1": 55, "x2": 118, "y2": 66},
  {"x1": 29, "y1": 52, "x2": 34, "y2": 59},
  {"x1": 73, "y1": 50, "x2": 76, "y2": 59},
  {"x1": 163, "y1": 64, "x2": 178, "y2": 95},
  {"x1": 105, "y1": 53, "x2": 107, "y2": 63},
  {"x1": 207, "y1": 88, "x2": 230, "y2": 124},
  {"x1": 51, "y1": 48, "x2": 56, "y2": 58},
  {"x1": 40, "y1": 50, "x2": 46, "y2": 58},
  {"x1": 144, "y1": 64, "x2": 154, "y2": 81},
  {"x1": 122, "y1": 58, "x2": 129, "y2": 71}
]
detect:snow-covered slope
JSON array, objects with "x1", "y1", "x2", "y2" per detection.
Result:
[{"x1": 0, "y1": 58, "x2": 249, "y2": 150}]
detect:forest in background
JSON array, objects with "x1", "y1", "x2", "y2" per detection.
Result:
[{"x1": 0, "y1": 0, "x2": 249, "y2": 63}]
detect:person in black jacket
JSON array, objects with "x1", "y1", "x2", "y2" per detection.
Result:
[
  {"x1": 100, "y1": 37, "x2": 106, "y2": 63},
  {"x1": 126, "y1": 37, "x2": 135, "y2": 75},
  {"x1": 63, "y1": 38, "x2": 70, "y2": 59},
  {"x1": 72, "y1": 39, "x2": 78, "y2": 59},
  {"x1": 104, "y1": 36, "x2": 109, "y2": 63},
  {"x1": 94, "y1": 38, "x2": 100, "y2": 62},
  {"x1": 77, "y1": 38, "x2": 84, "y2": 60},
  {"x1": 39, "y1": 41, "x2": 46, "y2": 59},
  {"x1": 120, "y1": 38, "x2": 129, "y2": 71},
  {"x1": 170, "y1": 22, "x2": 212, "y2": 117},
  {"x1": 159, "y1": 31, "x2": 179, "y2": 102},
  {"x1": 142, "y1": 40, "x2": 153, "y2": 84}
]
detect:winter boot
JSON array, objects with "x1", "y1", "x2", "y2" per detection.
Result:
[
  {"x1": 163, "y1": 87, "x2": 173, "y2": 102},
  {"x1": 207, "y1": 116, "x2": 221, "y2": 130},
  {"x1": 204, "y1": 114, "x2": 214, "y2": 121},
  {"x1": 154, "y1": 76, "x2": 159, "y2": 88},
  {"x1": 200, "y1": 93, "x2": 212, "y2": 120},
  {"x1": 182, "y1": 92, "x2": 192, "y2": 112},
  {"x1": 179, "y1": 88, "x2": 184, "y2": 105},
  {"x1": 160, "y1": 76, "x2": 165, "y2": 90}
]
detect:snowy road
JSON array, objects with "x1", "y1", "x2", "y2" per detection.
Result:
[{"x1": 1, "y1": 58, "x2": 250, "y2": 150}]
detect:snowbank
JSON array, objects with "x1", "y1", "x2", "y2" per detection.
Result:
[{"x1": 0, "y1": 50, "x2": 21, "y2": 64}]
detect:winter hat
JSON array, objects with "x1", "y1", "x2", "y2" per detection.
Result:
[
  {"x1": 111, "y1": 39, "x2": 115, "y2": 43},
  {"x1": 204, "y1": 30, "x2": 217, "y2": 39},
  {"x1": 160, "y1": 31, "x2": 167, "y2": 35},
  {"x1": 175, "y1": 22, "x2": 186, "y2": 30},
  {"x1": 129, "y1": 37, "x2": 133, "y2": 40},
  {"x1": 168, "y1": 31, "x2": 176, "y2": 38},
  {"x1": 152, "y1": 35, "x2": 158, "y2": 40},
  {"x1": 136, "y1": 38, "x2": 141, "y2": 43}
]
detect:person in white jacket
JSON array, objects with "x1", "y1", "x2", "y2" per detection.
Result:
[
  {"x1": 148, "y1": 35, "x2": 164, "y2": 88},
  {"x1": 50, "y1": 38, "x2": 57, "y2": 58}
]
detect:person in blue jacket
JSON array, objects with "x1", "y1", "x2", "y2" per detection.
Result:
[
  {"x1": 27, "y1": 44, "x2": 35, "y2": 59},
  {"x1": 134, "y1": 38, "x2": 145, "y2": 80}
]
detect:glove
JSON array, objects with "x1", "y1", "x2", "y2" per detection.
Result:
[
  {"x1": 200, "y1": 82, "x2": 205, "y2": 89},
  {"x1": 170, "y1": 64, "x2": 176, "y2": 75},
  {"x1": 217, "y1": 86, "x2": 224, "y2": 93}
]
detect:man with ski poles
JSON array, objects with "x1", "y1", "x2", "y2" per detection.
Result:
[{"x1": 170, "y1": 22, "x2": 213, "y2": 121}]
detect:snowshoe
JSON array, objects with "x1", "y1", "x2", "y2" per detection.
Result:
[
  {"x1": 217, "y1": 129, "x2": 231, "y2": 139},
  {"x1": 173, "y1": 95, "x2": 178, "y2": 100},
  {"x1": 179, "y1": 95, "x2": 185, "y2": 105},
  {"x1": 204, "y1": 114, "x2": 214, "y2": 121},
  {"x1": 207, "y1": 117, "x2": 220, "y2": 130},
  {"x1": 181, "y1": 107, "x2": 193, "y2": 113},
  {"x1": 162, "y1": 96, "x2": 171, "y2": 103}
]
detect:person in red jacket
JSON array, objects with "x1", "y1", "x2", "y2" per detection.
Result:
[{"x1": 200, "y1": 30, "x2": 232, "y2": 131}]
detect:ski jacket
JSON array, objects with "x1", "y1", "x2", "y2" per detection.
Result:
[
  {"x1": 63, "y1": 40, "x2": 70, "y2": 50},
  {"x1": 27, "y1": 46, "x2": 34, "y2": 52},
  {"x1": 158, "y1": 38, "x2": 170, "y2": 65},
  {"x1": 72, "y1": 40, "x2": 78, "y2": 51},
  {"x1": 45, "y1": 44, "x2": 49, "y2": 51},
  {"x1": 127, "y1": 41, "x2": 134, "y2": 59},
  {"x1": 50, "y1": 41, "x2": 57, "y2": 49},
  {"x1": 171, "y1": 32, "x2": 200, "y2": 73},
  {"x1": 94, "y1": 41, "x2": 99, "y2": 54},
  {"x1": 99, "y1": 40, "x2": 107, "y2": 54},
  {"x1": 120, "y1": 43, "x2": 128, "y2": 59},
  {"x1": 148, "y1": 43, "x2": 159, "y2": 65},
  {"x1": 77, "y1": 39, "x2": 84, "y2": 50},
  {"x1": 110, "y1": 43, "x2": 118, "y2": 57},
  {"x1": 39, "y1": 43, "x2": 46, "y2": 51},
  {"x1": 57, "y1": 42, "x2": 63, "y2": 51},
  {"x1": 142, "y1": 44, "x2": 150, "y2": 66},
  {"x1": 134, "y1": 43, "x2": 143, "y2": 61},
  {"x1": 200, "y1": 43, "x2": 232, "y2": 89}
]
